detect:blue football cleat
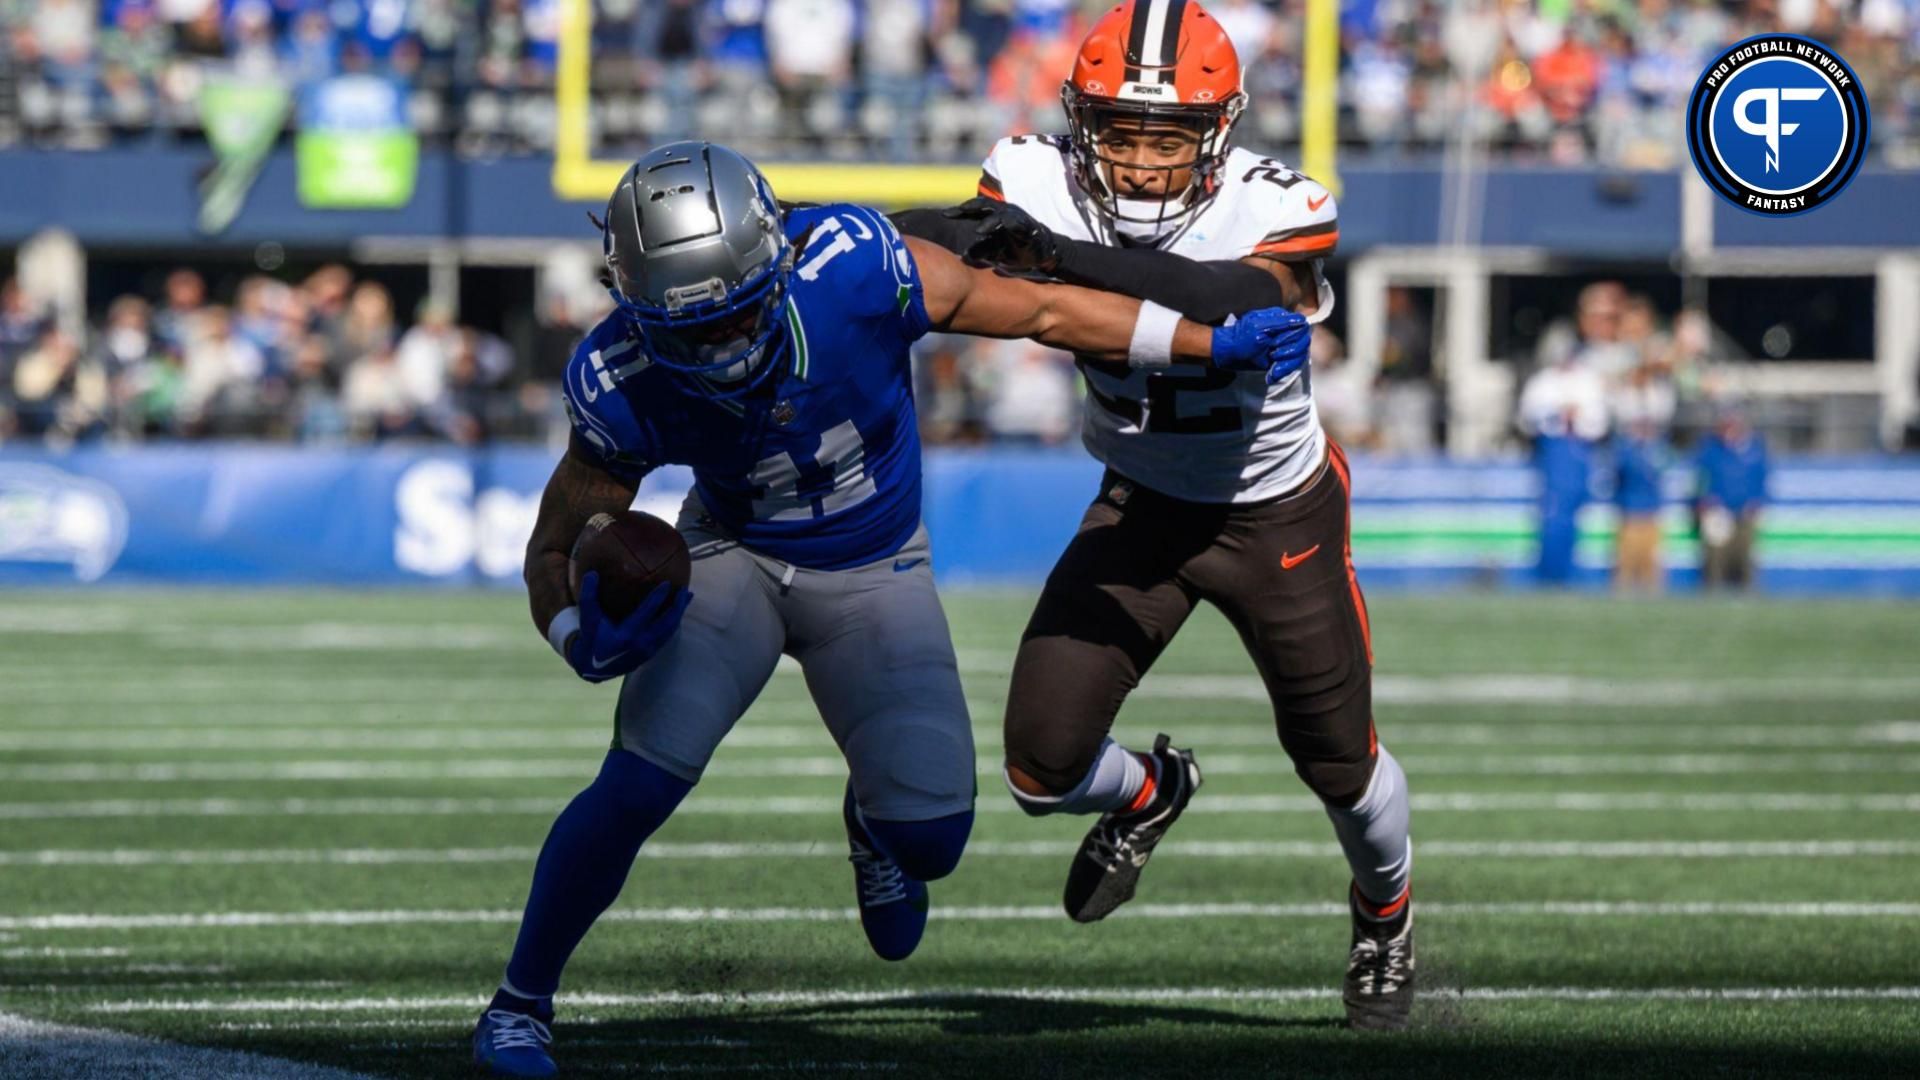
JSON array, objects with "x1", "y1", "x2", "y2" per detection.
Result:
[
  {"x1": 843, "y1": 785, "x2": 929, "y2": 961},
  {"x1": 473, "y1": 1006, "x2": 558, "y2": 1078}
]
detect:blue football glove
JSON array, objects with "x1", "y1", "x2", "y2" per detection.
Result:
[
  {"x1": 1209, "y1": 307, "x2": 1313, "y2": 385},
  {"x1": 558, "y1": 572, "x2": 693, "y2": 684}
]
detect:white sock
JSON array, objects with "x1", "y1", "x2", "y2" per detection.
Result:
[
  {"x1": 1322, "y1": 744, "x2": 1412, "y2": 917},
  {"x1": 1006, "y1": 738, "x2": 1151, "y2": 817}
]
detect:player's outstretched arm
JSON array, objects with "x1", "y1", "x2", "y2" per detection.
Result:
[
  {"x1": 524, "y1": 437, "x2": 640, "y2": 642},
  {"x1": 905, "y1": 199, "x2": 1321, "y2": 325},
  {"x1": 908, "y1": 235, "x2": 1201, "y2": 363},
  {"x1": 906, "y1": 235, "x2": 1310, "y2": 381}
]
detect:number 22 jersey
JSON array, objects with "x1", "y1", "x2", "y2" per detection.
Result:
[{"x1": 980, "y1": 135, "x2": 1338, "y2": 503}]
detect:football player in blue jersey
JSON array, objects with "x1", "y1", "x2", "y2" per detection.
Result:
[{"x1": 471, "y1": 141, "x2": 1312, "y2": 1078}]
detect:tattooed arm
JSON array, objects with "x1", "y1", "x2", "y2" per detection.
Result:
[{"x1": 524, "y1": 433, "x2": 642, "y2": 641}]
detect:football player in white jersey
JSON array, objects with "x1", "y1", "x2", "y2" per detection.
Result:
[{"x1": 896, "y1": 0, "x2": 1415, "y2": 1030}]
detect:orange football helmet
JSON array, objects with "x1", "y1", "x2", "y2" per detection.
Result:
[{"x1": 1061, "y1": 0, "x2": 1247, "y2": 233}]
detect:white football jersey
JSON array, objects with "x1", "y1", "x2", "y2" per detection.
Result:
[{"x1": 980, "y1": 135, "x2": 1338, "y2": 504}]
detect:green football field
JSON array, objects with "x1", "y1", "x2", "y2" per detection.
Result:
[{"x1": 1, "y1": 589, "x2": 1917, "y2": 1079}]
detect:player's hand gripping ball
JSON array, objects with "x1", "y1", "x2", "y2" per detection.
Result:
[
  {"x1": 563, "y1": 512, "x2": 694, "y2": 683},
  {"x1": 1210, "y1": 307, "x2": 1312, "y2": 385},
  {"x1": 942, "y1": 197, "x2": 1062, "y2": 273}
]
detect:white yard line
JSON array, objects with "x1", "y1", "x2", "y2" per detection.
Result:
[
  {"x1": 8, "y1": 900, "x2": 1919, "y2": 934},
  {"x1": 8, "y1": 981, "x2": 343, "y2": 995},
  {"x1": 0, "y1": 947, "x2": 130, "y2": 958},
  {"x1": 7, "y1": 721, "x2": 1907, "y2": 752},
  {"x1": 6, "y1": 839, "x2": 1919, "y2": 869},
  {"x1": 6, "y1": 671, "x2": 1920, "y2": 708},
  {"x1": 0, "y1": 1010, "x2": 378, "y2": 1080},
  {"x1": 78, "y1": 984, "x2": 1920, "y2": 1016},
  {"x1": 4, "y1": 750, "x2": 1916, "y2": 784},
  {"x1": 3, "y1": 734, "x2": 1920, "y2": 768},
  {"x1": 1145, "y1": 673, "x2": 1920, "y2": 707},
  {"x1": 2, "y1": 792, "x2": 1916, "y2": 820}
]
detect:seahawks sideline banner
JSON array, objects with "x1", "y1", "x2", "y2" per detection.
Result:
[{"x1": 2, "y1": 446, "x2": 1919, "y2": 593}]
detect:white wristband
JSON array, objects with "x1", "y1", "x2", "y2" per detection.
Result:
[
  {"x1": 1126, "y1": 300, "x2": 1181, "y2": 369},
  {"x1": 546, "y1": 605, "x2": 581, "y2": 660}
]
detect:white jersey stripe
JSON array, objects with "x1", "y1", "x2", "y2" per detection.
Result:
[{"x1": 1140, "y1": 0, "x2": 1174, "y2": 68}]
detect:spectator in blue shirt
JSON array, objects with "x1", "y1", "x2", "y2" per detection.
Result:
[
  {"x1": 1612, "y1": 417, "x2": 1669, "y2": 593},
  {"x1": 1695, "y1": 406, "x2": 1769, "y2": 590}
]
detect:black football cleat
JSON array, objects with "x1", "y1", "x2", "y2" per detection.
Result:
[
  {"x1": 1062, "y1": 734, "x2": 1201, "y2": 924},
  {"x1": 1343, "y1": 885, "x2": 1415, "y2": 1031}
]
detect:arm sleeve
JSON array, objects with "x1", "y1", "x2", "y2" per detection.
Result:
[
  {"x1": 1049, "y1": 238, "x2": 1289, "y2": 326},
  {"x1": 887, "y1": 208, "x2": 976, "y2": 257}
]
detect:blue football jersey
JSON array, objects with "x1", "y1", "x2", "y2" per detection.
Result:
[{"x1": 562, "y1": 203, "x2": 932, "y2": 571}]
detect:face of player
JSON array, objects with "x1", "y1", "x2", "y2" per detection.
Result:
[
  {"x1": 651, "y1": 306, "x2": 770, "y2": 383},
  {"x1": 1094, "y1": 116, "x2": 1204, "y2": 201}
]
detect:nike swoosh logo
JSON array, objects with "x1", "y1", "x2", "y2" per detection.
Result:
[
  {"x1": 892, "y1": 558, "x2": 926, "y2": 572},
  {"x1": 1280, "y1": 544, "x2": 1321, "y2": 571},
  {"x1": 1307, "y1": 192, "x2": 1330, "y2": 212},
  {"x1": 590, "y1": 649, "x2": 631, "y2": 670}
]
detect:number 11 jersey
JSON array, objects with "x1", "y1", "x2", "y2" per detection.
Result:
[
  {"x1": 562, "y1": 203, "x2": 931, "y2": 570},
  {"x1": 980, "y1": 135, "x2": 1339, "y2": 503}
]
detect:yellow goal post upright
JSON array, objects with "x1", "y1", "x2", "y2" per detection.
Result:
[
  {"x1": 1299, "y1": 0, "x2": 1340, "y2": 196},
  {"x1": 550, "y1": 0, "x2": 973, "y2": 207}
]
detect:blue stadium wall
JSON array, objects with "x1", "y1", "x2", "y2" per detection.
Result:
[
  {"x1": 3, "y1": 446, "x2": 1918, "y2": 594},
  {"x1": 2, "y1": 148, "x2": 1918, "y2": 252}
]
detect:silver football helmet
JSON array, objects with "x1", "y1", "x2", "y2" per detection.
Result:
[{"x1": 602, "y1": 142, "x2": 792, "y2": 394}]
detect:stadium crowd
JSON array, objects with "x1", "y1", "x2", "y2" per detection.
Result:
[
  {"x1": 0, "y1": 262, "x2": 1170, "y2": 449},
  {"x1": 0, "y1": 0, "x2": 1865, "y2": 570},
  {"x1": 0, "y1": 261, "x2": 1748, "y2": 455},
  {"x1": 0, "y1": 267, "x2": 547, "y2": 444},
  {"x1": 1, "y1": 1, "x2": 1917, "y2": 165},
  {"x1": 0, "y1": 260, "x2": 1775, "y2": 590}
]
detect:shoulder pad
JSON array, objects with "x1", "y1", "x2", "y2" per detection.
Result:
[
  {"x1": 1225, "y1": 149, "x2": 1340, "y2": 260},
  {"x1": 788, "y1": 203, "x2": 919, "y2": 320},
  {"x1": 560, "y1": 314, "x2": 653, "y2": 462},
  {"x1": 982, "y1": 134, "x2": 1069, "y2": 188}
]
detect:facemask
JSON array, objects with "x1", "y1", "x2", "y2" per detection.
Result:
[
  {"x1": 701, "y1": 337, "x2": 763, "y2": 384},
  {"x1": 1109, "y1": 195, "x2": 1193, "y2": 244}
]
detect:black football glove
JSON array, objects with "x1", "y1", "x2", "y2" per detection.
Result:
[{"x1": 941, "y1": 197, "x2": 1062, "y2": 274}]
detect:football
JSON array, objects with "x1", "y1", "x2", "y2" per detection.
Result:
[{"x1": 569, "y1": 510, "x2": 692, "y2": 621}]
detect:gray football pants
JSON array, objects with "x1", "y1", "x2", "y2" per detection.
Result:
[{"x1": 614, "y1": 493, "x2": 975, "y2": 822}]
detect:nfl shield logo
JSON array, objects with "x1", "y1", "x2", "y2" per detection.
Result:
[{"x1": 772, "y1": 401, "x2": 797, "y2": 426}]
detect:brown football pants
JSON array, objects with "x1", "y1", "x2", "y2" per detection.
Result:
[{"x1": 1003, "y1": 443, "x2": 1379, "y2": 808}]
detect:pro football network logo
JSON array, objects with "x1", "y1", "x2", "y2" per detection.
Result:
[{"x1": 1686, "y1": 34, "x2": 1869, "y2": 216}]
